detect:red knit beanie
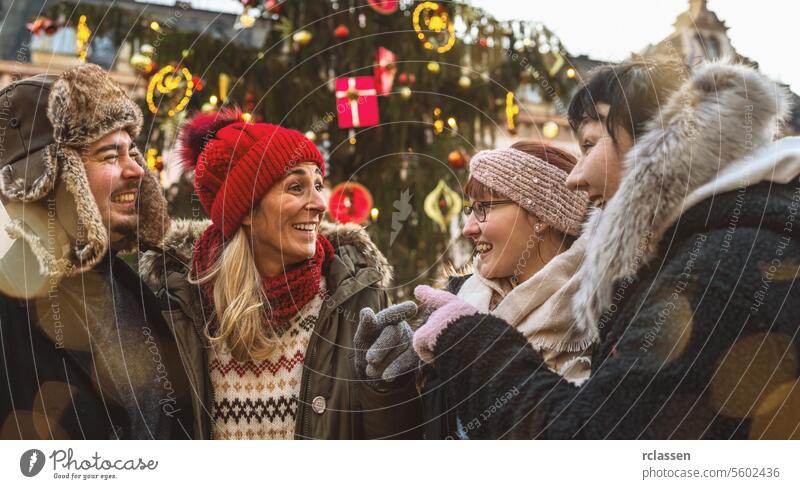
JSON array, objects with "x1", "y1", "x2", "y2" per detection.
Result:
[{"x1": 178, "y1": 108, "x2": 325, "y2": 239}]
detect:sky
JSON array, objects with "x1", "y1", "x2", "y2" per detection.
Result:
[
  {"x1": 469, "y1": 0, "x2": 799, "y2": 91},
  {"x1": 169, "y1": 0, "x2": 797, "y2": 91}
]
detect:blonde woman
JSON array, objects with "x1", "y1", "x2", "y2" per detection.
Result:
[{"x1": 141, "y1": 109, "x2": 421, "y2": 439}]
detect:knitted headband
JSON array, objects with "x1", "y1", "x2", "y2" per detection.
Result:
[{"x1": 469, "y1": 147, "x2": 588, "y2": 236}]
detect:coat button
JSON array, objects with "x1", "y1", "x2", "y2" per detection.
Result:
[{"x1": 311, "y1": 395, "x2": 326, "y2": 414}]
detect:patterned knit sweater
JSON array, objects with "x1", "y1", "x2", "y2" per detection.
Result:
[{"x1": 208, "y1": 279, "x2": 326, "y2": 440}]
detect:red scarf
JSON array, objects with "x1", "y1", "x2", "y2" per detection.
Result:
[{"x1": 192, "y1": 223, "x2": 335, "y2": 327}]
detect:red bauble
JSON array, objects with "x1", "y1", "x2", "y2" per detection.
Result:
[
  {"x1": 447, "y1": 149, "x2": 467, "y2": 169},
  {"x1": 265, "y1": 0, "x2": 283, "y2": 14},
  {"x1": 143, "y1": 62, "x2": 158, "y2": 77},
  {"x1": 398, "y1": 72, "x2": 416, "y2": 85},
  {"x1": 244, "y1": 90, "x2": 257, "y2": 114},
  {"x1": 328, "y1": 182, "x2": 373, "y2": 225},
  {"x1": 43, "y1": 20, "x2": 59, "y2": 35},
  {"x1": 334, "y1": 24, "x2": 350, "y2": 39}
]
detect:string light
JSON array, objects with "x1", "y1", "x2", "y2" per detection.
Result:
[
  {"x1": 412, "y1": 2, "x2": 456, "y2": 54},
  {"x1": 505, "y1": 91, "x2": 519, "y2": 131},
  {"x1": 76, "y1": 15, "x2": 91, "y2": 61},
  {"x1": 146, "y1": 65, "x2": 195, "y2": 116},
  {"x1": 145, "y1": 148, "x2": 163, "y2": 171}
]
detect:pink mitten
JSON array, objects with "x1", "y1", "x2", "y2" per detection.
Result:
[{"x1": 412, "y1": 285, "x2": 478, "y2": 363}]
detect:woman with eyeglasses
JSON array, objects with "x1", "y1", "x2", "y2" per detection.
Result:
[
  {"x1": 353, "y1": 140, "x2": 591, "y2": 438},
  {"x1": 436, "y1": 141, "x2": 592, "y2": 375}
]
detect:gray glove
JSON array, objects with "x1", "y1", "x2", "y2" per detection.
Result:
[{"x1": 354, "y1": 301, "x2": 420, "y2": 384}]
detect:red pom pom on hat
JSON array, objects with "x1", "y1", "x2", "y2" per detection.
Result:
[{"x1": 177, "y1": 107, "x2": 242, "y2": 170}]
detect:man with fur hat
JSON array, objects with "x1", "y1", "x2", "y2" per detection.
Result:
[{"x1": 0, "y1": 64, "x2": 193, "y2": 439}]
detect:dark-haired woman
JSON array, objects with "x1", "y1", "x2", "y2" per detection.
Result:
[{"x1": 407, "y1": 59, "x2": 800, "y2": 439}]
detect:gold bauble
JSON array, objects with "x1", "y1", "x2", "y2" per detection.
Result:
[
  {"x1": 293, "y1": 30, "x2": 313, "y2": 46},
  {"x1": 130, "y1": 53, "x2": 152, "y2": 72},
  {"x1": 139, "y1": 43, "x2": 155, "y2": 56}
]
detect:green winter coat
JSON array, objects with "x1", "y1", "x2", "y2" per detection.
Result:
[{"x1": 139, "y1": 219, "x2": 423, "y2": 439}]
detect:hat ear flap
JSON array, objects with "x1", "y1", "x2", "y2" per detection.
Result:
[
  {"x1": 3, "y1": 210, "x2": 74, "y2": 283},
  {"x1": 134, "y1": 151, "x2": 170, "y2": 247},
  {"x1": 0, "y1": 144, "x2": 58, "y2": 202},
  {"x1": 56, "y1": 146, "x2": 108, "y2": 273},
  {"x1": 46, "y1": 78, "x2": 71, "y2": 144}
]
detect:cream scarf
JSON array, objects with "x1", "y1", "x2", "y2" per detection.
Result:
[{"x1": 456, "y1": 234, "x2": 597, "y2": 382}]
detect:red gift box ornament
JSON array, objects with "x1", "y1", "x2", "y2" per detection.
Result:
[
  {"x1": 374, "y1": 47, "x2": 397, "y2": 96},
  {"x1": 335, "y1": 76, "x2": 379, "y2": 128}
]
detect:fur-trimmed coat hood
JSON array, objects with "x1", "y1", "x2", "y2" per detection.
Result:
[
  {"x1": 137, "y1": 219, "x2": 424, "y2": 440},
  {"x1": 572, "y1": 60, "x2": 792, "y2": 334}
]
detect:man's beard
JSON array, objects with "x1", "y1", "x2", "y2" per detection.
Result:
[{"x1": 109, "y1": 218, "x2": 140, "y2": 252}]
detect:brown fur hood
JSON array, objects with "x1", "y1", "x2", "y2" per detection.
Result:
[
  {"x1": 139, "y1": 219, "x2": 394, "y2": 292},
  {"x1": 572, "y1": 60, "x2": 792, "y2": 335}
]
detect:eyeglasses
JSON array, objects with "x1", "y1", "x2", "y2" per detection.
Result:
[{"x1": 462, "y1": 199, "x2": 515, "y2": 222}]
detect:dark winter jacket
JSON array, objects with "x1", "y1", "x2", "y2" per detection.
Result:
[
  {"x1": 423, "y1": 63, "x2": 800, "y2": 439},
  {"x1": 0, "y1": 243, "x2": 194, "y2": 439},
  {"x1": 0, "y1": 64, "x2": 181, "y2": 440},
  {"x1": 139, "y1": 219, "x2": 423, "y2": 439}
]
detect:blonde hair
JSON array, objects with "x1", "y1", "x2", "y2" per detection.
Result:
[{"x1": 191, "y1": 228, "x2": 279, "y2": 362}]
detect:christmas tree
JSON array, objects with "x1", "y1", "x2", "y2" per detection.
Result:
[{"x1": 42, "y1": 0, "x2": 577, "y2": 299}]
